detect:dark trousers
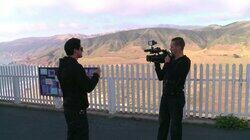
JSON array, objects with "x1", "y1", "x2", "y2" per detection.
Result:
[
  {"x1": 64, "y1": 109, "x2": 89, "y2": 140},
  {"x1": 157, "y1": 94, "x2": 185, "y2": 140}
]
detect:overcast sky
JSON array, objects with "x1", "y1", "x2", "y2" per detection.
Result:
[{"x1": 0, "y1": 0, "x2": 250, "y2": 42}]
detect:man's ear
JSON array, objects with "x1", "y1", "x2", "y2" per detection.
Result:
[
  {"x1": 73, "y1": 49, "x2": 77, "y2": 54},
  {"x1": 177, "y1": 46, "x2": 182, "y2": 51}
]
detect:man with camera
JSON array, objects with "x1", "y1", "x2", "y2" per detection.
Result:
[
  {"x1": 155, "y1": 37, "x2": 191, "y2": 140},
  {"x1": 57, "y1": 38, "x2": 100, "y2": 140}
]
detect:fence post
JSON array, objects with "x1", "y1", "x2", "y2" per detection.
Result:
[
  {"x1": 247, "y1": 64, "x2": 250, "y2": 85},
  {"x1": 245, "y1": 65, "x2": 250, "y2": 116},
  {"x1": 13, "y1": 76, "x2": 21, "y2": 104},
  {"x1": 108, "y1": 77, "x2": 116, "y2": 114}
]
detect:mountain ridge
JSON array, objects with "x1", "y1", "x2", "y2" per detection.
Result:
[{"x1": 0, "y1": 21, "x2": 249, "y2": 65}]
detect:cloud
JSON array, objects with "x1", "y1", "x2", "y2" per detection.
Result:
[
  {"x1": 65, "y1": 0, "x2": 169, "y2": 16},
  {"x1": 1, "y1": 0, "x2": 250, "y2": 20},
  {"x1": 0, "y1": 0, "x2": 57, "y2": 17},
  {"x1": 1, "y1": 0, "x2": 250, "y2": 18},
  {"x1": 0, "y1": 23, "x2": 48, "y2": 34},
  {"x1": 54, "y1": 0, "x2": 250, "y2": 25},
  {"x1": 58, "y1": 22, "x2": 89, "y2": 30},
  {"x1": 0, "y1": 21, "x2": 90, "y2": 35},
  {"x1": 0, "y1": 0, "x2": 250, "y2": 42},
  {"x1": 0, "y1": 22, "x2": 50, "y2": 42},
  {"x1": 66, "y1": 0, "x2": 250, "y2": 18},
  {"x1": 0, "y1": 21, "x2": 92, "y2": 42}
]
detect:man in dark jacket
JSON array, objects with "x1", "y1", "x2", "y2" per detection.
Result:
[
  {"x1": 57, "y1": 38, "x2": 100, "y2": 140},
  {"x1": 155, "y1": 37, "x2": 191, "y2": 140}
]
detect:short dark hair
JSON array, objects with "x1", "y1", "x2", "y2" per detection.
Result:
[
  {"x1": 64, "y1": 38, "x2": 81, "y2": 56},
  {"x1": 171, "y1": 37, "x2": 185, "y2": 50}
]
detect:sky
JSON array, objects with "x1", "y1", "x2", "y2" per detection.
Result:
[{"x1": 0, "y1": 0, "x2": 250, "y2": 42}]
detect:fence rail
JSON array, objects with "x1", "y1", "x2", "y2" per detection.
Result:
[{"x1": 0, "y1": 64, "x2": 250, "y2": 119}]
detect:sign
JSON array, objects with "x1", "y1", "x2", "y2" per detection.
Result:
[
  {"x1": 38, "y1": 67, "x2": 62, "y2": 97},
  {"x1": 38, "y1": 67, "x2": 97, "y2": 97}
]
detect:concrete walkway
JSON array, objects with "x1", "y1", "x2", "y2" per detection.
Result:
[{"x1": 1, "y1": 105, "x2": 250, "y2": 140}]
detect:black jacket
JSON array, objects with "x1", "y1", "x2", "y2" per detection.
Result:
[
  {"x1": 155, "y1": 55, "x2": 191, "y2": 96},
  {"x1": 57, "y1": 56, "x2": 99, "y2": 111}
]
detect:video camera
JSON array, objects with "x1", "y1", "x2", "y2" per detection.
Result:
[{"x1": 144, "y1": 40, "x2": 173, "y2": 63}]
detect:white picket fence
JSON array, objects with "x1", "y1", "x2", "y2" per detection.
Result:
[{"x1": 0, "y1": 64, "x2": 250, "y2": 119}]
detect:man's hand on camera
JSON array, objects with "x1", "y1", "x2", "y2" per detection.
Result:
[{"x1": 164, "y1": 56, "x2": 171, "y2": 64}]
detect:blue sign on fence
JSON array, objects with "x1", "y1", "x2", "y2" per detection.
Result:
[
  {"x1": 38, "y1": 67, "x2": 62, "y2": 97},
  {"x1": 38, "y1": 67, "x2": 97, "y2": 97}
]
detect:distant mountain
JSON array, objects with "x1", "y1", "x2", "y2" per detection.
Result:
[
  {"x1": 156, "y1": 24, "x2": 204, "y2": 30},
  {"x1": 0, "y1": 34, "x2": 89, "y2": 65},
  {"x1": 0, "y1": 21, "x2": 249, "y2": 65}
]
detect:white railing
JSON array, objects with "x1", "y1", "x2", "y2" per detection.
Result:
[{"x1": 0, "y1": 64, "x2": 250, "y2": 119}]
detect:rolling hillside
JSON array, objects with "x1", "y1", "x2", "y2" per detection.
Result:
[{"x1": 0, "y1": 21, "x2": 249, "y2": 65}]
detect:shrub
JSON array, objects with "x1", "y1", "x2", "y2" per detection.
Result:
[{"x1": 215, "y1": 114, "x2": 248, "y2": 129}]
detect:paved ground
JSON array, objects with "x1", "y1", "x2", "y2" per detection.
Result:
[{"x1": 1, "y1": 105, "x2": 250, "y2": 140}]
